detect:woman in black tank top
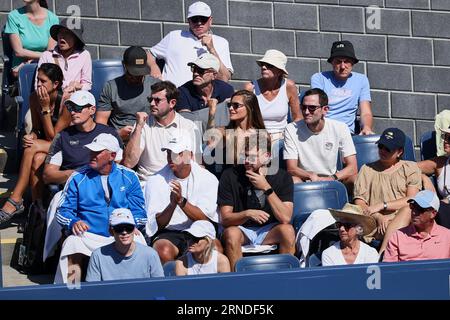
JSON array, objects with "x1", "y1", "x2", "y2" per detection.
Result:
[{"x1": 0, "y1": 63, "x2": 71, "y2": 223}]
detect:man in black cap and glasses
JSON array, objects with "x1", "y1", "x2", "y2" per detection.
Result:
[
  {"x1": 96, "y1": 46, "x2": 159, "y2": 141},
  {"x1": 311, "y1": 40, "x2": 374, "y2": 136}
]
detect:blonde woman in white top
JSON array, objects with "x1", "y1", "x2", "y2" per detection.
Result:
[
  {"x1": 244, "y1": 50, "x2": 301, "y2": 142},
  {"x1": 175, "y1": 220, "x2": 230, "y2": 275}
]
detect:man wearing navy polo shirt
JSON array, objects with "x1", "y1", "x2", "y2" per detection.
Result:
[{"x1": 176, "y1": 53, "x2": 234, "y2": 135}]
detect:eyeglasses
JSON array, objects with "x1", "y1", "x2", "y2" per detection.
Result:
[
  {"x1": 441, "y1": 133, "x2": 450, "y2": 143},
  {"x1": 377, "y1": 144, "x2": 393, "y2": 153},
  {"x1": 66, "y1": 102, "x2": 91, "y2": 113},
  {"x1": 409, "y1": 202, "x2": 432, "y2": 215},
  {"x1": 189, "y1": 16, "x2": 210, "y2": 24},
  {"x1": 301, "y1": 104, "x2": 322, "y2": 113},
  {"x1": 112, "y1": 224, "x2": 135, "y2": 234},
  {"x1": 191, "y1": 65, "x2": 213, "y2": 75},
  {"x1": 147, "y1": 96, "x2": 167, "y2": 104},
  {"x1": 228, "y1": 102, "x2": 246, "y2": 110},
  {"x1": 336, "y1": 222, "x2": 356, "y2": 230}
]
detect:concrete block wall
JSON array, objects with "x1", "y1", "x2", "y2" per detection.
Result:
[{"x1": 2, "y1": 0, "x2": 450, "y2": 146}]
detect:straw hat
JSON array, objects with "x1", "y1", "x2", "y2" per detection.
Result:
[
  {"x1": 256, "y1": 49, "x2": 288, "y2": 75},
  {"x1": 329, "y1": 203, "x2": 376, "y2": 236}
]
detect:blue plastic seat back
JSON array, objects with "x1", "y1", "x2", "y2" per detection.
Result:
[
  {"x1": 292, "y1": 180, "x2": 348, "y2": 232},
  {"x1": 234, "y1": 254, "x2": 300, "y2": 272},
  {"x1": 420, "y1": 131, "x2": 437, "y2": 161},
  {"x1": 352, "y1": 134, "x2": 416, "y2": 170},
  {"x1": 16, "y1": 63, "x2": 38, "y2": 131},
  {"x1": 163, "y1": 261, "x2": 176, "y2": 277},
  {"x1": 91, "y1": 59, "x2": 124, "y2": 104}
]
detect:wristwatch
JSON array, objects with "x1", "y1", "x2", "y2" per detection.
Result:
[
  {"x1": 41, "y1": 109, "x2": 51, "y2": 116},
  {"x1": 264, "y1": 188, "x2": 274, "y2": 196},
  {"x1": 332, "y1": 174, "x2": 339, "y2": 180},
  {"x1": 179, "y1": 197, "x2": 188, "y2": 208}
]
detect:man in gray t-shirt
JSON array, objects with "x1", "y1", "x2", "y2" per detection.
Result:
[{"x1": 96, "y1": 46, "x2": 158, "y2": 141}]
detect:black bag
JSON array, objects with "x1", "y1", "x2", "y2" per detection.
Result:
[{"x1": 17, "y1": 201, "x2": 48, "y2": 274}]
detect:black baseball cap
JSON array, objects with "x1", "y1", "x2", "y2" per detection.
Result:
[
  {"x1": 377, "y1": 128, "x2": 405, "y2": 151},
  {"x1": 50, "y1": 18, "x2": 85, "y2": 46},
  {"x1": 123, "y1": 46, "x2": 150, "y2": 76},
  {"x1": 327, "y1": 40, "x2": 359, "y2": 64}
]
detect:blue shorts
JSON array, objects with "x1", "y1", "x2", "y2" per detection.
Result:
[{"x1": 238, "y1": 222, "x2": 278, "y2": 245}]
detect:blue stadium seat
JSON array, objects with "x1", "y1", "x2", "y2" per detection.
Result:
[
  {"x1": 234, "y1": 254, "x2": 299, "y2": 272},
  {"x1": 292, "y1": 180, "x2": 348, "y2": 232},
  {"x1": 352, "y1": 134, "x2": 416, "y2": 170},
  {"x1": 1, "y1": 26, "x2": 14, "y2": 127},
  {"x1": 91, "y1": 59, "x2": 124, "y2": 104},
  {"x1": 163, "y1": 261, "x2": 176, "y2": 277},
  {"x1": 420, "y1": 131, "x2": 437, "y2": 161}
]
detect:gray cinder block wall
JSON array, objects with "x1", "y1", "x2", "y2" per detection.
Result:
[{"x1": 2, "y1": 0, "x2": 450, "y2": 151}]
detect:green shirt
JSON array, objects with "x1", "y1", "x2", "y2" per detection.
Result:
[{"x1": 4, "y1": 7, "x2": 59, "y2": 68}]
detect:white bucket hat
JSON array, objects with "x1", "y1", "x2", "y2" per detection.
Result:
[{"x1": 256, "y1": 49, "x2": 288, "y2": 75}]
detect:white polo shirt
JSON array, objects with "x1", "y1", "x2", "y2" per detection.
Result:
[
  {"x1": 145, "y1": 161, "x2": 219, "y2": 237},
  {"x1": 137, "y1": 112, "x2": 202, "y2": 181},
  {"x1": 150, "y1": 30, "x2": 234, "y2": 87},
  {"x1": 283, "y1": 118, "x2": 356, "y2": 176}
]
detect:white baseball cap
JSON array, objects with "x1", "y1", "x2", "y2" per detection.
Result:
[
  {"x1": 408, "y1": 190, "x2": 440, "y2": 211},
  {"x1": 110, "y1": 208, "x2": 135, "y2": 226},
  {"x1": 65, "y1": 90, "x2": 96, "y2": 107},
  {"x1": 188, "y1": 53, "x2": 220, "y2": 72},
  {"x1": 161, "y1": 134, "x2": 193, "y2": 154},
  {"x1": 84, "y1": 133, "x2": 123, "y2": 161},
  {"x1": 187, "y1": 1, "x2": 211, "y2": 18},
  {"x1": 184, "y1": 220, "x2": 216, "y2": 239}
]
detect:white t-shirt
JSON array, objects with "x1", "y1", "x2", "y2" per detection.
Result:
[
  {"x1": 187, "y1": 250, "x2": 218, "y2": 275},
  {"x1": 144, "y1": 161, "x2": 219, "y2": 237},
  {"x1": 321, "y1": 241, "x2": 379, "y2": 266},
  {"x1": 283, "y1": 118, "x2": 356, "y2": 176},
  {"x1": 151, "y1": 30, "x2": 234, "y2": 87},
  {"x1": 137, "y1": 112, "x2": 202, "y2": 181}
]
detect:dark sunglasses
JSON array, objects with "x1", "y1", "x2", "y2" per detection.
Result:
[
  {"x1": 259, "y1": 62, "x2": 276, "y2": 69},
  {"x1": 147, "y1": 96, "x2": 167, "y2": 104},
  {"x1": 228, "y1": 102, "x2": 245, "y2": 110},
  {"x1": 188, "y1": 236, "x2": 204, "y2": 244},
  {"x1": 66, "y1": 102, "x2": 91, "y2": 113},
  {"x1": 336, "y1": 221, "x2": 356, "y2": 229},
  {"x1": 189, "y1": 16, "x2": 209, "y2": 24},
  {"x1": 377, "y1": 144, "x2": 392, "y2": 153},
  {"x1": 112, "y1": 224, "x2": 135, "y2": 234},
  {"x1": 409, "y1": 202, "x2": 432, "y2": 215},
  {"x1": 190, "y1": 65, "x2": 213, "y2": 75},
  {"x1": 441, "y1": 133, "x2": 450, "y2": 142},
  {"x1": 301, "y1": 104, "x2": 322, "y2": 113}
]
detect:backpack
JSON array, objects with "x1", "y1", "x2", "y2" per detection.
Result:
[{"x1": 16, "y1": 201, "x2": 49, "y2": 274}]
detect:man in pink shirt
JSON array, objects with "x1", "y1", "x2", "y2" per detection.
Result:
[{"x1": 383, "y1": 190, "x2": 450, "y2": 262}]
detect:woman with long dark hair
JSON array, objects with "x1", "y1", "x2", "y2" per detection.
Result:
[{"x1": 0, "y1": 63, "x2": 71, "y2": 224}]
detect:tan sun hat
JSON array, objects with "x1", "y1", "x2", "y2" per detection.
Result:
[
  {"x1": 256, "y1": 49, "x2": 288, "y2": 75},
  {"x1": 329, "y1": 203, "x2": 377, "y2": 236}
]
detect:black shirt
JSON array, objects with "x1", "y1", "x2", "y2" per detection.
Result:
[{"x1": 217, "y1": 165, "x2": 293, "y2": 227}]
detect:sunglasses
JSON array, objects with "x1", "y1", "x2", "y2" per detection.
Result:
[
  {"x1": 409, "y1": 202, "x2": 432, "y2": 215},
  {"x1": 66, "y1": 102, "x2": 91, "y2": 113},
  {"x1": 377, "y1": 144, "x2": 393, "y2": 153},
  {"x1": 147, "y1": 96, "x2": 167, "y2": 104},
  {"x1": 301, "y1": 104, "x2": 322, "y2": 113},
  {"x1": 189, "y1": 16, "x2": 210, "y2": 24},
  {"x1": 188, "y1": 236, "x2": 204, "y2": 244},
  {"x1": 228, "y1": 102, "x2": 245, "y2": 110},
  {"x1": 191, "y1": 65, "x2": 213, "y2": 75},
  {"x1": 441, "y1": 133, "x2": 450, "y2": 143},
  {"x1": 112, "y1": 224, "x2": 135, "y2": 234},
  {"x1": 259, "y1": 62, "x2": 276, "y2": 69},
  {"x1": 336, "y1": 222, "x2": 356, "y2": 229}
]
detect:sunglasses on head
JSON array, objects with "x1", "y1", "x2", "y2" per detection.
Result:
[
  {"x1": 301, "y1": 104, "x2": 322, "y2": 113},
  {"x1": 336, "y1": 221, "x2": 356, "y2": 229},
  {"x1": 377, "y1": 144, "x2": 393, "y2": 153},
  {"x1": 66, "y1": 102, "x2": 91, "y2": 113},
  {"x1": 112, "y1": 224, "x2": 135, "y2": 234},
  {"x1": 189, "y1": 16, "x2": 209, "y2": 24}
]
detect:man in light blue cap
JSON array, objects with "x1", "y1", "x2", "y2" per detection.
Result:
[{"x1": 383, "y1": 190, "x2": 450, "y2": 262}]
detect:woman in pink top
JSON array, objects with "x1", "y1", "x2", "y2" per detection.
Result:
[{"x1": 36, "y1": 18, "x2": 92, "y2": 95}]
